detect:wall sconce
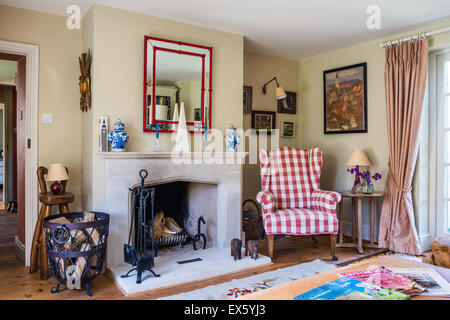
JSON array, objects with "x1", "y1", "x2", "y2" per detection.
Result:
[{"x1": 262, "y1": 77, "x2": 287, "y2": 99}]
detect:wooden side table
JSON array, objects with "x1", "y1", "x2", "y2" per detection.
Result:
[
  {"x1": 336, "y1": 191, "x2": 384, "y2": 254},
  {"x1": 29, "y1": 166, "x2": 74, "y2": 280}
]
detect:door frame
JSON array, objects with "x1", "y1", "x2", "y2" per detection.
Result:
[
  {"x1": 0, "y1": 40, "x2": 39, "y2": 266},
  {"x1": 0, "y1": 103, "x2": 5, "y2": 210}
]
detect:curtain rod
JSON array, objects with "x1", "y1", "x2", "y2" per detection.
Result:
[{"x1": 379, "y1": 26, "x2": 450, "y2": 48}]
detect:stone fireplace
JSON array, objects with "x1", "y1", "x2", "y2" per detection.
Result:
[
  {"x1": 97, "y1": 152, "x2": 246, "y2": 268},
  {"x1": 97, "y1": 151, "x2": 272, "y2": 295}
]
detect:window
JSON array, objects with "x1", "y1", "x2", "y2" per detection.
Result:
[{"x1": 436, "y1": 52, "x2": 450, "y2": 236}]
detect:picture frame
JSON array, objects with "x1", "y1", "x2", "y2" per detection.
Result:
[
  {"x1": 277, "y1": 91, "x2": 296, "y2": 114},
  {"x1": 194, "y1": 108, "x2": 201, "y2": 121},
  {"x1": 281, "y1": 121, "x2": 295, "y2": 138},
  {"x1": 243, "y1": 86, "x2": 253, "y2": 113},
  {"x1": 251, "y1": 110, "x2": 276, "y2": 135},
  {"x1": 323, "y1": 62, "x2": 367, "y2": 134}
]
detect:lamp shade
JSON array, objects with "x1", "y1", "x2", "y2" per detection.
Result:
[
  {"x1": 46, "y1": 163, "x2": 69, "y2": 181},
  {"x1": 275, "y1": 87, "x2": 287, "y2": 100},
  {"x1": 345, "y1": 149, "x2": 372, "y2": 166}
]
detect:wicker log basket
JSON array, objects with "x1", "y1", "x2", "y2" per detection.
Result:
[{"x1": 242, "y1": 199, "x2": 265, "y2": 240}]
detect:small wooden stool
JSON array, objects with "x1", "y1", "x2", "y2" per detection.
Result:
[{"x1": 29, "y1": 166, "x2": 74, "y2": 280}]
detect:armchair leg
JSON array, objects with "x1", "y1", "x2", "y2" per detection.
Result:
[
  {"x1": 330, "y1": 234, "x2": 338, "y2": 261},
  {"x1": 267, "y1": 235, "x2": 274, "y2": 258}
]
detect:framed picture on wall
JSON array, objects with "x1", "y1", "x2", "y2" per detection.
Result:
[
  {"x1": 277, "y1": 91, "x2": 296, "y2": 114},
  {"x1": 194, "y1": 108, "x2": 201, "y2": 121},
  {"x1": 252, "y1": 110, "x2": 276, "y2": 134},
  {"x1": 281, "y1": 121, "x2": 295, "y2": 138},
  {"x1": 243, "y1": 86, "x2": 253, "y2": 113},
  {"x1": 323, "y1": 62, "x2": 367, "y2": 134}
]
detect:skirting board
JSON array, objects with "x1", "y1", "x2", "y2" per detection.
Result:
[
  {"x1": 14, "y1": 235, "x2": 25, "y2": 263},
  {"x1": 342, "y1": 222, "x2": 432, "y2": 253},
  {"x1": 342, "y1": 221, "x2": 379, "y2": 242}
]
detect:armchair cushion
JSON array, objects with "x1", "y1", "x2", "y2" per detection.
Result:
[{"x1": 264, "y1": 208, "x2": 338, "y2": 236}]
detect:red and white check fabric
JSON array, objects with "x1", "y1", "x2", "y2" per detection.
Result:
[
  {"x1": 256, "y1": 147, "x2": 341, "y2": 236},
  {"x1": 263, "y1": 208, "x2": 339, "y2": 236}
]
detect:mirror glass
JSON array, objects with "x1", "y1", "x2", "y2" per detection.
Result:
[{"x1": 144, "y1": 37, "x2": 211, "y2": 132}]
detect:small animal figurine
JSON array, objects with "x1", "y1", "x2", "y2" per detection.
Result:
[
  {"x1": 231, "y1": 238, "x2": 242, "y2": 261},
  {"x1": 245, "y1": 240, "x2": 259, "y2": 260}
]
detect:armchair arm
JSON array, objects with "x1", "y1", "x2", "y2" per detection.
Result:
[
  {"x1": 310, "y1": 189, "x2": 342, "y2": 215},
  {"x1": 256, "y1": 190, "x2": 276, "y2": 216}
]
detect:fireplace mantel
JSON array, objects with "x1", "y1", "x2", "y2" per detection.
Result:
[{"x1": 98, "y1": 151, "x2": 247, "y2": 160}]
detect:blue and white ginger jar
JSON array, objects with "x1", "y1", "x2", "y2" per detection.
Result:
[
  {"x1": 108, "y1": 118, "x2": 129, "y2": 152},
  {"x1": 226, "y1": 126, "x2": 240, "y2": 152}
]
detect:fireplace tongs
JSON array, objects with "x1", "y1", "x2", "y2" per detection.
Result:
[{"x1": 121, "y1": 169, "x2": 160, "y2": 284}]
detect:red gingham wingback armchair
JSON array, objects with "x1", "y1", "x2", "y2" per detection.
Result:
[{"x1": 256, "y1": 147, "x2": 341, "y2": 261}]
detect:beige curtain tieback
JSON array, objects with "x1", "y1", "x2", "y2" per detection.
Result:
[{"x1": 388, "y1": 162, "x2": 412, "y2": 192}]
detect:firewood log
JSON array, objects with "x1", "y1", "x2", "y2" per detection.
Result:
[
  {"x1": 75, "y1": 243, "x2": 91, "y2": 277},
  {"x1": 83, "y1": 211, "x2": 100, "y2": 246}
]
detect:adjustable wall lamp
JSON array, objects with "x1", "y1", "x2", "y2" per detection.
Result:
[{"x1": 261, "y1": 77, "x2": 287, "y2": 99}]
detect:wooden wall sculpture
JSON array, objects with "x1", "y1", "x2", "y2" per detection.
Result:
[{"x1": 78, "y1": 49, "x2": 92, "y2": 112}]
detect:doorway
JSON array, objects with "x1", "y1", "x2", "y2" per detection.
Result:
[
  {"x1": 0, "y1": 40, "x2": 39, "y2": 267},
  {"x1": 0, "y1": 58, "x2": 21, "y2": 263}
]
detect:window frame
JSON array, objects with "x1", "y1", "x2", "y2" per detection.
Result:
[{"x1": 430, "y1": 48, "x2": 450, "y2": 238}]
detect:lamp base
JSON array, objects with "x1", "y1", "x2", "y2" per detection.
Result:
[
  {"x1": 351, "y1": 177, "x2": 361, "y2": 194},
  {"x1": 50, "y1": 181, "x2": 63, "y2": 194},
  {"x1": 351, "y1": 165, "x2": 361, "y2": 194}
]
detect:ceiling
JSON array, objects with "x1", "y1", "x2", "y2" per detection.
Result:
[{"x1": 2, "y1": 0, "x2": 450, "y2": 59}]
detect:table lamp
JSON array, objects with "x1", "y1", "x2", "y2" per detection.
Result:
[
  {"x1": 46, "y1": 163, "x2": 69, "y2": 194},
  {"x1": 345, "y1": 149, "x2": 371, "y2": 193}
]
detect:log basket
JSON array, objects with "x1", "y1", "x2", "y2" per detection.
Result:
[
  {"x1": 242, "y1": 199, "x2": 265, "y2": 241},
  {"x1": 43, "y1": 211, "x2": 110, "y2": 296}
]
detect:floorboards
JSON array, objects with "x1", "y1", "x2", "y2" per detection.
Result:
[{"x1": 0, "y1": 234, "x2": 380, "y2": 300}]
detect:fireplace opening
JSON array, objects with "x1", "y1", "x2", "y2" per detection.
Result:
[{"x1": 130, "y1": 181, "x2": 217, "y2": 251}]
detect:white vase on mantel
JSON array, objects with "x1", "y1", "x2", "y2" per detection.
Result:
[{"x1": 172, "y1": 102, "x2": 190, "y2": 153}]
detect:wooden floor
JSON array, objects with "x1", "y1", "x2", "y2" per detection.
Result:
[
  {"x1": 0, "y1": 231, "x2": 382, "y2": 300},
  {"x1": 0, "y1": 213, "x2": 21, "y2": 270}
]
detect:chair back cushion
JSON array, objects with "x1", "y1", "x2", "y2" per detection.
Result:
[{"x1": 259, "y1": 147, "x2": 322, "y2": 210}]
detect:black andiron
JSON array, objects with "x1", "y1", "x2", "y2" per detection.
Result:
[
  {"x1": 121, "y1": 169, "x2": 160, "y2": 284},
  {"x1": 192, "y1": 216, "x2": 207, "y2": 250}
]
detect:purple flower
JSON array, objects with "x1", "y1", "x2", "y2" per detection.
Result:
[{"x1": 347, "y1": 167, "x2": 382, "y2": 184}]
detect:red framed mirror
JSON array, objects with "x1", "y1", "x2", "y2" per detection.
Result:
[{"x1": 143, "y1": 36, "x2": 212, "y2": 133}]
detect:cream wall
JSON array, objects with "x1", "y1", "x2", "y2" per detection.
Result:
[
  {"x1": 298, "y1": 20, "x2": 450, "y2": 247},
  {"x1": 243, "y1": 51, "x2": 299, "y2": 201},
  {"x1": 0, "y1": 5, "x2": 82, "y2": 211},
  {"x1": 82, "y1": 5, "x2": 244, "y2": 210}
]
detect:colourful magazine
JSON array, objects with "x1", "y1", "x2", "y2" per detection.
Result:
[
  {"x1": 338, "y1": 267, "x2": 426, "y2": 295},
  {"x1": 292, "y1": 276, "x2": 410, "y2": 300}
]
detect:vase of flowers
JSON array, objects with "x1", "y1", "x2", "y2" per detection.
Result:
[{"x1": 347, "y1": 167, "x2": 382, "y2": 194}]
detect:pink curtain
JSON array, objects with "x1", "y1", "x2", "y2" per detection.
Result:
[{"x1": 378, "y1": 39, "x2": 428, "y2": 255}]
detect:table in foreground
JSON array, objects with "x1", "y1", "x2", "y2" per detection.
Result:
[{"x1": 239, "y1": 256, "x2": 450, "y2": 300}]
